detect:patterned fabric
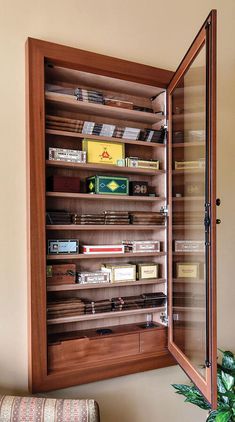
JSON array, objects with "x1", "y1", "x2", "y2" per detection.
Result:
[{"x1": 0, "y1": 395, "x2": 99, "y2": 422}]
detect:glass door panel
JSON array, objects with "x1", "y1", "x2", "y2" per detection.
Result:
[
  {"x1": 167, "y1": 10, "x2": 217, "y2": 408},
  {"x1": 172, "y1": 45, "x2": 206, "y2": 378}
]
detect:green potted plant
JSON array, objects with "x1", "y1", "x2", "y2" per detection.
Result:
[{"x1": 172, "y1": 350, "x2": 235, "y2": 421}]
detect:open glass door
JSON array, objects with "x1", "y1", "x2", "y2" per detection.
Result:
[{"x1": 167, "y1": 10, "x2": 217, "y2": 407}]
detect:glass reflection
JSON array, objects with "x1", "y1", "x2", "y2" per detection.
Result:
[{"x1": 171, "y1": 45, "x2": 207, "y2": 377}]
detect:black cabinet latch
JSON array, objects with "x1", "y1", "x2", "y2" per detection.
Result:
[{"x1": 204, "y1": 215, "x2": 210, "y2": 228}]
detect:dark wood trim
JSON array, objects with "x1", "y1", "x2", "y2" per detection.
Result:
[
  {"x1": 208, "y1": 9, "x2": 217, "y2": 410},
  {"x1": 27, "y1": 38, "x2": 173, "y2": 88},
  {"x1": 26, "y1": 39, "x2": 47, "y2": 391},
  {"x1": 32, "y1": 351, "x2": 175, "y2": 393}
]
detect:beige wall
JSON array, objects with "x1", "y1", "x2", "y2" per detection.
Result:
[{"x1": 0, "y1": 0, "x2": 235, "y2": 420}]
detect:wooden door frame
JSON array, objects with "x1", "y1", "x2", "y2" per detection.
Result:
[{"x1": 167, "y1": 10, "x2": 217, "y2": 408}]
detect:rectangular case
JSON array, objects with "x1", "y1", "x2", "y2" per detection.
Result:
[
  {"x1": 82, "y1": 139, "x2": 125, "y2": 165},
  {"x1": 101, "y1": 264, "x2": 136, "y2": 282},
  {"x1": 46, "y1": 264, "x2": 76, "y2": 284},
  {"x1": 82, "y1": 244, "x2": 125, "y2": 254},
  {"x1": 47, "y1": 175, "x2": 80, "y2": 193},
  {"x1": 48, "y1": 239, "x2": 79, "y2": 255},
  {"x1": 87, "y1": 175, "x2": 129, "y2": 195},
  {"x1": 175, "y1": 262, "x2": 200, "y2": 279},
  {"x1": 137, "y1": 263, "x2": 159, "y2": 280}
]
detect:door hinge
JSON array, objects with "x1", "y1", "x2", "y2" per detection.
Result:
[
  {"x1": 205, "y1": 16, "x2": 211, "y2": 29},
  {"x1": 205, "y1": 360, "x2": 212, "y2": 368},
  {"x1": 160, "y1": 312, "x2": 168, "y2": 325},
  {"x1": 160, "y1": 205, "x2": 169, "y2": 216}
]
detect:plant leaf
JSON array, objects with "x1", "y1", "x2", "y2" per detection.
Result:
[
  {"x1": 218, "y1": 374, "x2": 227, "y2": 394},
  {"x1": 222, "y1": 352, "x2": 235, "y2": 372},
  {"x1": 207, "y1": 411, "x2": 219, "y2": 422},
  {"x1": 184, "y1": 396, "x2": 211, "y2": 410},
  {"x1": 222, "y1": 371, "x2": 235, "y2": 390},
  {"x1": 221, "y1": 391, "x2": 235, "y2": 400},
  {"x1": 215, "y1": 410, "x2": 232, "y2": 422},
  {"x1": 172, "y1": 384, "x2": 200, "y2": 395}
]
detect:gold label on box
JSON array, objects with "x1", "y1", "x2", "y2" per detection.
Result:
[{"x1": 176, "y1": 263, "x2": 199, "y2": 279}]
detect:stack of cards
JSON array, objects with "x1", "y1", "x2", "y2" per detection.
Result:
[
  {"x1": 82, "y1": 121, "x2": 115, "y2": 137},
  {"x1": 72, "y1": 214, "x2": 105, "y2": 225},
  {"x1": 112, "y1": 295, "x2": 144, "y2": 311},
  {"x1": 47, "y1": 298, "x2": 85, "y2": 320},
  {"x1": 46, "y1": 210, "x2": 72, "y2": 225},
  {"x1": 74, "y1": 88, "x2": 104, "y2": 104},
  {"x1": 46, "y1": 115, "x2": 84, "y2": 133},
  {"x1": 122, "y1": 127, "x2": 140, "y2": 140},
  {"x1": 104, "y1": 210, "x2": 130, "y2": 225},
  {"x1": 142, "y1": 292, "x2": 167, "y2": 308},
  {"x1": 83, "y1": 299, "x2": 112, "y2": 314},
  {"x1": 141, "y1": 128, "x2": 165, "y2": 143},
  {"x1": 129, "y1": 211, "x2": 165, "y2": 225}
]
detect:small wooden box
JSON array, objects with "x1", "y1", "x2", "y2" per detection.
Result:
[
  {"x1": 101, "y1": 264, "x2": 136, "y2": 282},
  {"x1": 48, "y1": 239, "x2": 79, "y2": 255},
  {"x1": 46, "y1": 264, "x2": 76, "y2": 285},
  {"x1": 174, "y1": 240, "x2": 205, "y2": 252},
  {"x1": 137, "y1": 263, "x2": 159, "y2": 280},
  {"x1": 175, "y1": 262, "x2": 200, "y2": 279},
  {"x1": 47, "y1": 175, "x2": 80, "y2": 193},
  {"x1": 82, "y1": 139, "x2": 125, "y2": 165},
  {"x1": 129, "y1": 181, "x2": 148, "y2": 196},
  {"x1": 87, "y1": 175, "x2": 129, "y2": 195}
]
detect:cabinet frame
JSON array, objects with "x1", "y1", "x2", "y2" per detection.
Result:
[
  {"x1": 26, "y1": 13, "x2": 217, "y2": 399},
  {"x1": 26, "y1": 38, "x2": 174, "y2": 393}
]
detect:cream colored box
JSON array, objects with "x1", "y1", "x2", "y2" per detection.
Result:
[
  {"x1": 176, "y1": 262, "x2": 200, "y2": 279},
  {"x1": 101, "y1": 264, "x2": 136, "y2": 282},
  {"x1": 137, "y1": 263, "x2": 159, "y2": 280}
]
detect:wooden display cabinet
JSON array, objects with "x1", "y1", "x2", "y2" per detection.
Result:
[{"x1": 26, "y1": 10, "x2": 218, "y2": 407}]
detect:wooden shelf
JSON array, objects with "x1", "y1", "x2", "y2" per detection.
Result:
[
  {"x1": 172, "y1": 142, "x2": 204, "y2": 148},
  {"x1": 46, "y1": 129, "x2": 166, "y2": 148},
  {"x1": 172, "y1": 169, "x2": 205, "y2": 175},
  {"x1": 173, "y1": 251, "x2": 204, "y2": 256},
  {"x1": 45, "y1": 92, "x2": 165, "y2": 124},
  {"x1": 47, "y1": 278, "x2": 166, "y2": 291},
  {"x1": 173, "y1": 306, "x2": 205, "y2": 312},
  {"x1": 47, "y1": 306, "x2": 166, "y2": 325},
  {"x1": 172, "y1": 196, "x2": 204, "y2": 202},
  {"x1": 46, "y1": 160, "x2": 165, "y2": 176},
  {"x1": 47, "y1": 252, "x2": 167, "y2": 260},
  {"x1": 173, "y1": 225, "x2": 204, "y2": 230},
  {"x1": 46, "y1": 224, "x2": 166, "y2": 231},
  {"x1": 46, "y1": 192, "x2": 166, "y2": 202},
  {"x1": 173, "y1": 278, "x2": 204, "y2": 284}
]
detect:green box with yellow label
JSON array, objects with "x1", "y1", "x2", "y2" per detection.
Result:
[
  {"x1": 82, "y1": 139, "x2": 125, "y2": 165},
  {"x1": 87, "y1": 175, "x2": 129, "y2": 195}
]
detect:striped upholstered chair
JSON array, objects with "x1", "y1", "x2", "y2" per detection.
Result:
[{"x1": 0, "y1": 395, "x2": 100, "y2": 421}]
